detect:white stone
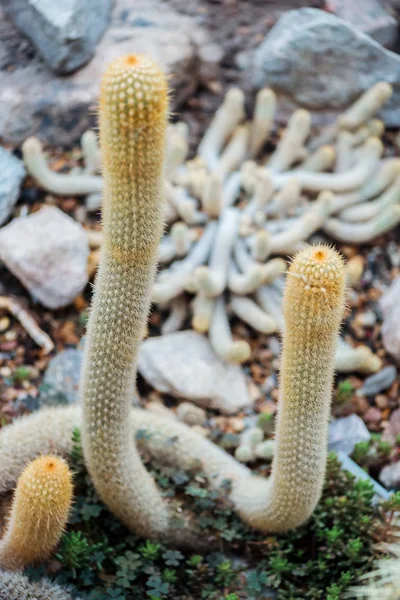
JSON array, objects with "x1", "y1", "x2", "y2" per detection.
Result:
[
  {"x1": 0, "y1": 206, "x2": 89, "y2": 309},
  {"x1": 138, "y1": 331, "x2": 251, "y2": 414}
]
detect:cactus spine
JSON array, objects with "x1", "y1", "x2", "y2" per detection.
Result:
[
  {"x1": 231, "y1": 244, "x2": 346, "y2": 531},
  {"x1": 80, "y1": 55, "x2": 178, "y2": 541},
  {"x1": 0, "y1": 455, "x2": 73, "y2": 570},
  {"x1": 0, "y1": 570, "x2": 75, "y2": 600}
]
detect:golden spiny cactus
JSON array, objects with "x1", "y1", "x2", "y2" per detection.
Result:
[
  {"x1": 231, "y1": 244, "x2": 346, "y2": 531},
  {"x1": 80, "y1": 55, "x2": 176, "y2": 541},
  {"x1": 0, "y1": 455, "x2": 73, "y2": 570}
]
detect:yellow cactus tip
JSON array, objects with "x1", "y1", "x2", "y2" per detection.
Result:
[
  {"x1": 20, "y1": 454, "x2": 73, "y2": 495},
  {"x1": 100, "y1": 53, "x2": 168, "y2": 128},
  {"x1": 288, "y1": 244, "x2": 346, "y2": 306}
]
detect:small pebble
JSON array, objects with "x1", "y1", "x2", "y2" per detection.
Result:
[
  {"x1": 261, "y1": 375, "x2": 276, "y2": 395},
  {"x1": 254, "y1": 440, "x2": 275, "y2": 460},
  {"x1": 146, "y1": 401, "x2": 177, "y2": 421},
  {"x1": 241, "y1": 426, "x2": 264, "y2": 446},
  {"x1": 191, "y1": 425, "x2": 209, "y2": 438},
  {"x1": 380, "y1": 462, "x2": 400, "y2": 490},
  {"x1": 176, "y1": 402, "x2": 206, "y2": 426},
  {"x1": 375, "y1": 395, "x2": 388, "y2": 409},
  {"x1": 357, "y1": 366, "x2": 397, "y2": 397},
  {"x1": 356, "y1": 311, "x2": 376, "y2": 328},
  {"x1": 4, "y1": 330, "x2": 17, "y2": 341},
  {"x1": 382, "y1": 409, "x2": 400, "y2": 444},
  {"x1": 0, "y1": 317, "x2": 10, "y2": 332},
  {"x1": 0, "y1": 366, "x2": 11, "y2": 377},
  {"x1": 268, "y1": 336, "x2": 281, "y2": 357},
  {"x1": 235, "y1": 444, "x2": 255, "y2": 463},
  {"x1": 229, "y1": 417, "x2": 245, "y2": 433},
  {"x1": 364, "y1": 407, "x2": 382, "y2": 423},
  {"x1": 346, "y1": 255, "x2": 364, "y2": 287}
]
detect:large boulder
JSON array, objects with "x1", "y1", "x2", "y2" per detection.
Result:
[
  {"x1": 2, "y1": 0, "x2": 112, "y2": 75},
  {"x1": 0, "y1": 205, "x2": 89, "y2": 309},
  {"x1": 0, "y1": 0, "x2": 220, "y2": 145},
  {"x1": 253, "y1": 7, "x2": 400, "y2": 126}
]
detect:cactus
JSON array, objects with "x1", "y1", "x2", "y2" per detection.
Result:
[
  {"x1": 0, "y1": 570, "x2": 75, "y2": 600},
  {"x1": 0, "y1": 245, "x2": 345, "y2": 539},
  {"x1": 346, "y1": 542, "x2": 400, "y2": 599},
  {"x1": 0, "y1": 455, "x2": 73, "y2": 570},
  {"x1": 229, "y1": 244, "x2": 346, "y2": 531},
  {"x1": 79, "y1": 54, "x2": 199, "y2": 546}
]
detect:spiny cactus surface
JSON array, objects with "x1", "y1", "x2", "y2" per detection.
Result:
[
  {"x1": 80, "y1": 54, "x2": 200, "y2": 546},
  {"x1": 0, "y1": 570, "x2": 75, "y2": 600},
  {"x1": 0, "y1": 455, "x2": 73, "y2": 571}
]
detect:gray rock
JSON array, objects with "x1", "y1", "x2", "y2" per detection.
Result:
[
  {"x1": 0, "y1": 0, "x2": 220, "y2": 146},
  {"x1": 253, "y1": 7, "x2": 400, "y2": 126},
  {"x1": 328, "y1": 414, "x2": 371, "y2": 455},
  {"x1": 357, "y1": 365, "x2": 397, "y2": 397},
  {"x1": 380, "y1": 276, "x2": 400, "y2": 360},
  {"x1": 40, "y1": 348, "x2": 83, "y2": 406},
  {"x1": 176, "y1": 402, "x2": 206, "y2": 426},
  {"x1": 327, "y1": 0, "x2": 398, "y2": 48},
  {"x1": 380, "y1": 460, "x2": 400, "y2": 489},
  {"x1": 0, "y1": 205, "x2": 89, "y2": 309},
  {"x1": 3, "y1": 0, "x2": 112, "y2": 75},
  {"x1": 138, "y1": 331, "x2": 251, "y2": 414},
  {"x1": 0, "y1": 147, "x2": 25, "y2": 226}
]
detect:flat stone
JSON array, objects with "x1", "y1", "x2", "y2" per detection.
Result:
[
  {"x1": 3, "y1": 0, "x2": 112, "y2": 75},
  {"x1": 357, "y1": 366, "x2": 397, "y2": 397},
  {"x1": 383, "y1": 408, "x2": 400, "y2": 443},
  {"x1": 328, "y1": 414, "x2": 371, "y2": 455},
  {"x1": 380, "y1": 460, "x2": 400, "y2": 489},
  {"x1": 0, "y1": 205, "x2": 89, "y2": 309},
  {"x1": 40, "y1": 348, "x2": 83, "y2": 406},
  {"x1": 0, "y1": 147, "x2": 25, "y2": 226},
  {"x1": 0, "y1": 0, "x2": 220, "y2": 145},
  {"x1": 253, "y1": 7, "x2": 400, "y2": 126},
  {"x1": 326, "y1": 0, "x2": 398, "y2": 48},
  {"x1": 138, "y1": 331, "x2": 251, "y2": 414},
  {"x1": 380, "y1": 276, "x2": 400, "y2": 360}
]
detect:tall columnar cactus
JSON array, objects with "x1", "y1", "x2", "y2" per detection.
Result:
[
  {"x1": 80, "y1": 55, "x2": 183, "y2": 542},
  {"x1": 230, "y1": 244, "x2": 346, "y2": 531},
  {"x1": 0, "y1": 455, "x2": 73, "y2": 570}
]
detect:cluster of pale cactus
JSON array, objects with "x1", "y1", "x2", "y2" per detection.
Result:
[
  {"x1": 21, "y1": 83, "x2": 394, "y2": 369},
  {"x1": 347, "y1": 540, "x2": 400, "y2": 599},
  {"x1": 0, "y1": 55, "x2": 394, "y2": 597}
]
